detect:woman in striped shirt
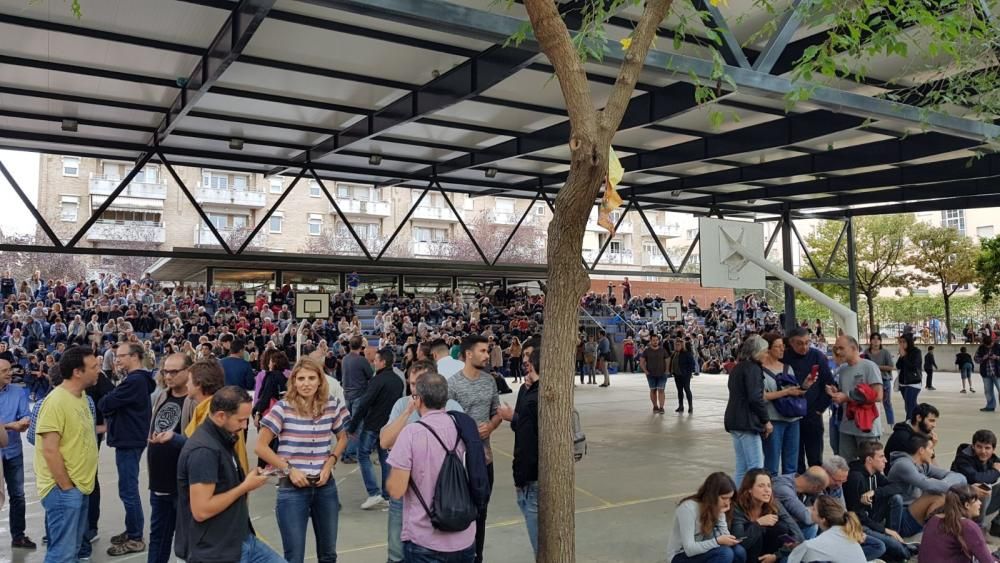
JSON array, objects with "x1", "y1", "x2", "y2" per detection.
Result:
[{"x1": 255, "y1": 357, "x2": 350, "y2": 563}]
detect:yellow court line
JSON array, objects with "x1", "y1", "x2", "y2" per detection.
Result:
[
  {"x1": 334, "y1": 491, "x2": 688, "y2": 556},
  {"x1": 491, "y1": 446, "x2": 613, "y2": 506}
]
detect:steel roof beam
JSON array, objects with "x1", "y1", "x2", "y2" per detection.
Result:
[{"x1": 808, "y1": 192, "x2": 1000, "y2": 219}]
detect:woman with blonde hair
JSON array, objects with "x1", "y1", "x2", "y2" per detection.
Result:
[
  {"x1": 787, "y1": 496, "x2": 866, "y2": 563},
  {"x1": 256, "y1": 358, "x2": 350, "y2": 563}
]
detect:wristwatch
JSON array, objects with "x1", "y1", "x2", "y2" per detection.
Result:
[{"x1": 279, "y1": 459, "x2": 291, "y2": 477}]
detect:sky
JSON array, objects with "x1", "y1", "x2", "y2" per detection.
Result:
[{"x1": 0, "y1": 150, "x2": 41, "y2": 236}]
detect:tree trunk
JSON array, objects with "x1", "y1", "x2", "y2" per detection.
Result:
[
  {"x1": 538, "y1": 164, "x2": 603, "y2": 563},
  {"x1": 865, "y1": 293, "x2": 877, "y2": 338},
  {"x1": 943, "y1": 287, "x2": 953, "y2": 344}
]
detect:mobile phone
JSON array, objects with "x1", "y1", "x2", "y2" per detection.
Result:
[
  {"x1": 260, "y1": 467, "x2": 282, "y2": 477},
  {"x1": 735, "y1": 536, "x2": 747, "y2": 542}
]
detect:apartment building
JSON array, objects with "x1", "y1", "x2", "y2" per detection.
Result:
[{"x1": 35, "y1": 154, "x2": 696, "y2": 278}]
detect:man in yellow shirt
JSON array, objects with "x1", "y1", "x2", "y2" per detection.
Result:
[{"x1": 36, "y1": 346, "x2": 99, "y2": 563}]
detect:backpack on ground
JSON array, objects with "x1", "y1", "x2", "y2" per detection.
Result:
[
  {"x1": 410, "y1": 415, "x2": 479, "y2": 532},
  {"x1": 572, "y1": 408, "x2": 587, "y2": 461}
]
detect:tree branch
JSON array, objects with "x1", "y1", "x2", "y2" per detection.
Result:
[
  {"x1": 523, "y1": 0, "x2": 598, "y2": 132},
  {"x1": 601, "y1": 0, "x2": 675, "y2": 130}
]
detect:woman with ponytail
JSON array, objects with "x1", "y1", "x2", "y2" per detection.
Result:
[
  {"x1": 918, "y1": 485, "x2": 999, "y2": 563},
  {"x1": 787, "y1": 496, "x2": 866, "y2": 563}
]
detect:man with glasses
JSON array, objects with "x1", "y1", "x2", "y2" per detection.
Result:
[
  {"x1": 783, "y1": 327, "x2": 835, "y2": 473},
  {"x1": 145, "y1": 353, "x2": 194, "y2": 563},
  {"x1": 97, "y1": 343, "x2": 156, "y2": 556},
  {"x1": 0, "y1": 359, "x2": 34, "y2": 549}
]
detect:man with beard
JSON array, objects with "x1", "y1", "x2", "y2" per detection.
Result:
[{"x1": 884, "y1": 403, "x2": 939, "y2": 463}]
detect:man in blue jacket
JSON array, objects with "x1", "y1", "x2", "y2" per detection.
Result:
[
  {"x1": 98, "y1": 342, "x2": 156, "y2": 556},
  {"x1": 782, "y1": 327, "x2": 835, "y2": 473}
]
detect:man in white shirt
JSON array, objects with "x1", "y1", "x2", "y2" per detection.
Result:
[{"x1": 431, "y1": 339, "x2": 463, "y2": 378}]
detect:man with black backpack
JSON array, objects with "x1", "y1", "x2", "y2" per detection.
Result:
[{"x1": 386, "y1": 372, "x2": 488, "y2": 562}]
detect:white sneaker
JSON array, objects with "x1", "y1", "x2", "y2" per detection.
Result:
[{"x1": 361, "y1": 495, "x2": 387, "y2": 510}]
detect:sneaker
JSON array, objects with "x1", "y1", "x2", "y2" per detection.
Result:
[
  {"x1": 971, "y1": 388, "x2": 977, "y2": 393},
  {"x1": 12, "y1": 536, "x2": 37, "y2": 549},
  {"x1": 926, "y1": 386, "x2": 937, "y2": 390},
  {"x1": 981, "y1": 408, "x2": 996, "y2": 412},
  {"x1": 961, "y1": 389, "x2": 967, "y2": 393},
  {"x1": 675, "y1": 406, "x2": 684, "y2": 413},
  {"x1": 110, "y1": 532, "x2": 128, "y2": 545},
  {"x1": 89, "y1": 534, "x2": 100, "y2": 544},
  {"x1": 107, "y1": 539, "x2": 145, "y2": 556},
  {"x1": 361, "y1": 495, "x2": 388, "y2": 510}
]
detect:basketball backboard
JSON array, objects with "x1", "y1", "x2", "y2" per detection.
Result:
[
  {"x1": 662, "y1": 301, "x2": 683, "y2": 322},
  {"x1": 698, "y1": 217, "x2": 766, "y2": 290},
  {"x1": 295, "y1": 292, "x2": 330, "y2": 319}
]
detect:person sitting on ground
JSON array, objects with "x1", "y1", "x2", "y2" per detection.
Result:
[
  {"x1": 844, "y1": 440, "x2": 917, "y2": 563},
  {"x1": 950, "y1": 429, "x2": 1000, "y2": 537},
  {"x1": 666, "y1": 472, "x2": 747, "y2": 563},
  {"x1": 731, "y1": 469, "x2": 804, "y2": 563},
  {"x1": 884, "y1": 402, "x2": 939, "y2": 463},
  {"x1": 787, "y1": 496, "x2": 867, "y2": 563},
  {"x1": 887, "y1": 432, "x2": 967, "y2": 537},
  {"x1": 771, "y1": 467, "x2": 830, "y2": 539},
  {"x1": 918, "y1": 485, "x2": 1000, "y2": 563}
]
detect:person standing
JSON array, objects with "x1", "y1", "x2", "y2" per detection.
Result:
[
  {"x1": 725, "y1": 335, "x2": 773, "y2": 486},
  {"x1": 670, "y1": 338, "x2": 696, "y2": 414},
  {"x1": 144, "y1": 353, "x2": 195, "y2": 563},
  {"x1": 622, "y1": 277, "x2": 632, "y2": 303},
  {"x1": 826, "y1": 336, "x2": 884, "y2": 462},
  {"x1": 498, "y1": 338, "x2": 541, "y2": 556},
  {"x1": 0, "y1": 359, "x2": 35, "y2": 549},
  {"x1": 760, "y1": 334, "x2": 807, "y2": 476},
  {"x1": 175, "y1": 386, "x2": 283, "y2": 563},
  {"x1": 220, "y1": 338, "x2": 255, "y2": 390},
  {"x1": 783, "y1": 327, "x2": 835, "y2": 473},
  {"x1": 256, "y1": 358, "x2": 350, "y2": 563},
  {"x1": 896, "y1": 333, "x2": 923, "y2": 421},
  {"x1": 597, "y1": 330, "x2": 612, "y2": 387},
  {"x1": 448, "y1": 335, "x2": 501, "y2": 563},
  {"x1": 184, "y1": 360, "x2": 249, "y2": 473},
  {"x1": 348, "y1": 347, "x2": 405, "y2": 511},
  {"x1": 99, "y1": 342, "x2": 155, "y2": 556},
  {"x1": 36, "y1": 346, "x2": 98, "y2": 563},
  {"x1": 341, "y1": 335, "x2": 374, "y2": 464},
  {"x1": 923, "y1": 346, "x2": 938, "y2": 391},
  {"x1": 640, "y1": 334, "x2": 669, "y2": 414},
  {"x1": 955, "y1": 346, "x2": 976, "y2": 394},
  {"x1": 975, "y1": 335, "x2": 1000, "y2": 412},
  {"x1": 431, "y1": 338, "x2": 464, "y2": 379},
  {"x1": 865, "y1": 334, "x2": 896, "y2": 426}
]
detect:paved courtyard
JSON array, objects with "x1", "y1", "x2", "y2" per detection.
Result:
[{"x1": 0, "y1": 369, "x2": 997, "y2": 562}]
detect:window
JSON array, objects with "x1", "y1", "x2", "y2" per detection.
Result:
[
  {"x1": 269, "y1": 213, "x2": 283, "y2": 234},
  {"x1": 413, "y1": 226, "x2": 448, "y2": 242},
  {"x1": 309, "y1": 180, "x2": 322, "y2": 198},
  {"x1": 533, "y1": 204, "x2": 545, "y2": 216},
  {"x1": 202, "y1": 171, "x2": 228, "y2": 190},
  {"x1": 308, "y1": 214, "x2": 323, "y2": 236},
  {"x1": 62, "y1": 157, "x2": 80, "y2": 177},
  {"x1": 609, "y1": 240, "x2": 623, "y2": 254},
  {"x1": 208, "y1": 213, "x2": 227, "y2": 229},
  {"x1": 142, "y1": 165, "x2": 159, "y2": 183},
  {"x1": 102, "y1": 162, "x2": 122, "y2": 179},
  {"x1": 463, "y1": 197, "x2": 475, "y2": 211},
  {"x1": 232, "y1": 215, "x2": 248, "y2": 230},
  {"x1": 232, "y1": 175, "x2": 248, "y2": 190},
  {"x1": 686, "y1": 228, "x2": 699, "y2": 240},
  {"x1": 60, "y1": 196, "x2": 79, "y2": 222},
  {"x1": 978, "y1": 225, "x2": 995, "y2": 239},
  {"x1": 353, "y1": 185, "x2": 372, "y2": 201},
  {"x1": 642, "y1": 242, "x2": 658, "y2": 256},
  {"x1": 941, "y1": 209, "x2": 966, "y2": 235},
  {"x1": 496, "y1": 198, "x2": 515, "y2": 214},
  {"x1": 270, "y1": 178, "x2": 283, "y2": 194}
]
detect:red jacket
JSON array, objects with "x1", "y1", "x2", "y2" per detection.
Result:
[{"x1": 846, "y1": 383, "x2": 879, "y2": 433}]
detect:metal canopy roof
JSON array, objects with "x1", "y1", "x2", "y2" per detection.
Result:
[{"x1": 0, "y1": 0, "x2": 998, "y2": 222}]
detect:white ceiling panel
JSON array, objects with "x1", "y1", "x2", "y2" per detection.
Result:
[
  {"x1": 0, "y1": 115, "x2": 148, "y2": 145},
  {"x1": 0, "y1": 139, "x2": 137, "y2": 160},
  {"x1": 431, "y1": 101, "x2": 566, "y2": 132},
  {"x1": 172, "y1": 116, "x2": 327, "y2": 147},
  {"x1": 441, "y1": 168, "x2": 535, "y2": 184},
  {"x1": 659, "y1": 103, "x2": 783, "y2": 135},
  {"x1": 494, "y1": 158, "x2": 568, "y2": 175},
  {"x1": 343, "y1": 138, "x2": 466, "y2": 162},
  {"x1": 0, "y1": 63, "x2": 176, "y2": 107},
  {"x1": 0, "y1": 91, "x2": 161, "y2": 127},
  {"x1": 384, "y1": 122, "x2": 509, "y2": 148},
  {"x1": 312, "y1": 152, "x2": 425, "y2": 174},
  {"x1": 160, "y1": 137, "x2": 298, "y2": 162},
  {"x1": 481, "y1": 68, "x2": 615, "y2": 110},
  {"x1": 612, "y1": 127, "x2": 699, "y2": 151},
  {"x1": 192, "y1": 92, "x2": 356, "y2": 131}
]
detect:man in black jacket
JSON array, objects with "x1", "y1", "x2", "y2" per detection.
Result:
[
  {"x1": 884, "y1": 403, "x2": 939, "y2": 462},
  {"x1": 844, "y1": 441, "x2": 916, "y2": 560},
  {"x1": 499, "y1": 338, "x2": 540, "y2": 557},
  {"x1": 349, "y1": 347, "x2": 405, "y2": 511},
  {"x1": 782, "y1": 327, "x2": 835, "y2": 473},
  {"x1": 951, "y1": 429, "x2": 1000, "y2": 535}
]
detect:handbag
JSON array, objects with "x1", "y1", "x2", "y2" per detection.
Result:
[{"x1": 771, "y1": 365, "x2": 808, "y2": 418}]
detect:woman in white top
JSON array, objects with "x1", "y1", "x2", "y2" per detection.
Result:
[
  {"x1": 787, "y1": 496, "x2": 866, "y2": 563},
  {"x1": 666, "y1": 472, "x2": 746, "y2": 563}
]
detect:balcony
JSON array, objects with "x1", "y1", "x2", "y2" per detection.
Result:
[
  {"x1": 582, "y1": 248, "x2": 634, "y2": 265},
  {"x1": 586, "y1": 215, "x2": 632, "y2": 233},
  {"x1": 411, "y1": 241, "x2": 453, "y2": 257},
  {"x1": 88, "y1": 175, "x2": 167, "y2": 199},
  {"x1": 86, "y1": 220, "x2": 165, "y2": 244},
  {"x1": 642, "y1": 253, "x2": 672, "y2": 267},
  {"x1": 489, "y1": 211, "x2": 537, "y2": 225},
  {"x1": 327, "y1": 235, "x2": 387, "y2": 255},
  {"x1": 194, "y1": 226, "x2": 267, "y2": 248},
  {"x1": 328, "y1": 199, "x2": 392, "y2": 217},
  {"x1": 411, "y1": 205, "x2": 458, "y2": 222},
  {"x1": 196, "y1": 185, "x2": 267, "y2": 208},
  {"x1": 647, "y1": 222, "x2": 681, "y2": 238}
]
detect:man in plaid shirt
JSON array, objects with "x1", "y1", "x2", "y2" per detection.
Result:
[{"x1": 974, "y1": 335, "x2": 1000, "y2": 412}]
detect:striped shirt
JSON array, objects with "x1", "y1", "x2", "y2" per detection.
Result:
[{"x1": 261, "y1": 398, "x2": 350, "y2": 476}]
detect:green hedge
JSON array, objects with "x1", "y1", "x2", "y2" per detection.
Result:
[{"x1": 791, "y1": 294, "x2": 1000, "y2": 335}]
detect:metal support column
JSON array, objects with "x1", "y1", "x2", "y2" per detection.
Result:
[
  {"x1": 846, "y1": 216, "x2": 859, "y2": 313},
  {"x1": 206, "y1": 267, "x2": 214, "y2": 288},
  {"x1": 274, "y1": 269, "x2": 283, "y2": 289},
  {"x1": 781, "y1": 209, "x2": 797, "y2": 333}
]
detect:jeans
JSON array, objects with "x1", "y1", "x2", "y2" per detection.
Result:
[
  {"x1": 3, "y1": 453, "x2": 27, "y2": 540},
  {"x1": 881, "y1": 377, "x2": 895, "y2": 425},
  {"x1": 925, "y1": 369, "x2": 934, "y2": 388},
  {"x1": 891, "y1": 500, "x2": 924, "y2": 538},
  {"x1": 344, "y1": 398, "x2": 362, "y2": 460},
  {"x1": 359, "y1": 429, "x2": 390, "y2": 498},
  {"x1": 475, "y1": 463, "x2": 495, "y2": 563},
  {"x1": 900, "y1": 386, "x2": 921, "y2": 421},
  {"x1": 403, "y1": 541, "x2": 475, "y2": 563},
  {"x1": 41, "y1": 487, "x2": 88, "y2": 563},
  {"x1": 148, "y1": 493, "x2": 177, "y2": 563},
  {"x1": 276, "y1": 479, "x2": 341, "y2": 563},
  {"x1": 115, "y1": 447, "x2": 145, "y2": 540},
  {"x1": 239, "y1": 534, "x2": 286, "y2": 563},
  {"x1": 731, "y1": 431, "x2": 764, "y2": 487},
  {"x1": 961, "y1": 364, "x2": 974, "y2": 381},
  {"x1": 797, "y1": 412, "x2": 824, "y2": 474},
  {"x1": 671, "y1": 545, "x2": 747, "y2": 563},
  {"x1": 864, "y1": 527, "x2": 910, "y2": 561},
  {"x1": 763, "y1": 420, "x2": 800, "y2": 476},
  {"x1": 859, "y1": 532, "x2": 886, "y2": 561},
  {"x1": 516, "y1": 482, "x2": 539, "y2": 556},
  {"x1": 388, "y1": 497, "x2": 404, "y2": 562},
  {"x1": 85, "y1": 440, "x2": 102, "y2": 543},
  {"x1": 984, "y1": 376, "x2": 1000, "y2": 409}
]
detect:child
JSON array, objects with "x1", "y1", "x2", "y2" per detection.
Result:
[
  {"x1": 924, "y1": 345, "x2": 938, "y2": 391},
  {"x1": 955, "y1": 346, "x2": 976, "y2": 394}
]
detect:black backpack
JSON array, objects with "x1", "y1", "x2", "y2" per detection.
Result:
[{"x1": 409, "y1": 415, "x2": 479, "y2": 532}]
